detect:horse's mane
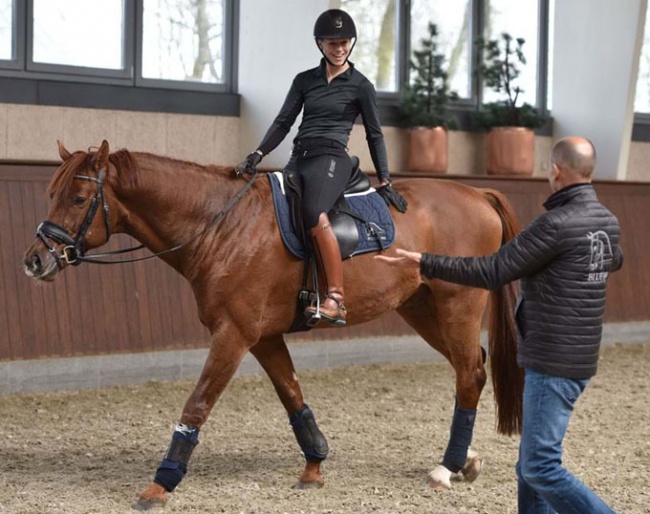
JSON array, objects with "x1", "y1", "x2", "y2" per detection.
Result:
[
  {"x1": 47, "y1": 148, "x2": 236, "y2": 200},
  {"x1": 47, "y1": 148, "x2": 140, "y2": 199}
]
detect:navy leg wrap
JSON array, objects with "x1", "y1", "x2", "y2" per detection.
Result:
[
  {"x1": 289, "y1": 404, "x2": 329, "y2": 463},
  {"x1": 154, "y1": 423, "x2": 200, "y2": 492},
  {"x1": 442, "y1": 404, "x2": 477, "y2": 473}
]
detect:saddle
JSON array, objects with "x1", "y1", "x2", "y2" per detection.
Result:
[
  {"x1": 267, "y1": 156, "x2": 395, "y2": 332},
  {"x1": 283, "y1": 156, "x2": 373, "y2": 259}
]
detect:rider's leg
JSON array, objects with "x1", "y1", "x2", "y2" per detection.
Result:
[
  {"x1": 305, "y1": 212, "x2": 346, "y2": 325},
  {"x1": 298, "y1": 152, "x2": 352, "y2": 326}
]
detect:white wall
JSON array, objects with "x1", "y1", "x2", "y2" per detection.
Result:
[
  {"x1": 238, "y1": 0, "x2": 330, "y2": 168},
  {"x1": 552, "y1": 0, "x2": 647, "y2": 179}
]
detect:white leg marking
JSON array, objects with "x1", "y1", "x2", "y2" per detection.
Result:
[
  {"x1": 460, "y1": 448, "x2": 484, "y2": 483},
  {"x1": 426, "y1": 465, "x2": 452, "y2": 490}
]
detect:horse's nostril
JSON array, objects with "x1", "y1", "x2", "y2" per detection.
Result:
[{"x1": 28, "y1": 254, "x2": 42, "y2": 273}]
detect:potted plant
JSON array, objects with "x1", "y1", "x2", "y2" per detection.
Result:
[
  {"x1": 398, "y1": 22, "x2": 458, "y2": 174},
  {"x1": 472, "y1": 33, "x2": 546, "y2": 176}
]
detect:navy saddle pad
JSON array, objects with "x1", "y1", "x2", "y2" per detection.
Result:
[{"x1": 268, "y1": 172, "x2": 395, "y2": 260}]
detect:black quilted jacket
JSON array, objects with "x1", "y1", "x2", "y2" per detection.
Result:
[{"x1": 420, "y1": 183, "x2": 623, "y2": 379}]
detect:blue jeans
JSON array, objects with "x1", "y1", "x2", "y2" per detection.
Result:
[{"x1": 516, "y1": 369, "x2": 616, "y2": 514}]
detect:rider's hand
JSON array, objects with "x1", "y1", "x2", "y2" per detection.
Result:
[
  {"x1": 235, "y1": 150, "x2": 263, "y2": 177},
  {"x1": 377, "y1": 181, "x2": 408, "y2": 213}
]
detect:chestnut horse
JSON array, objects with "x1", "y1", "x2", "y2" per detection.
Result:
[{"x1": 23, "y1": 141, "x2": 522, "y2": 510}]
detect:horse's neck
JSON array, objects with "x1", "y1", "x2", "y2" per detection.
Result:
[{"x1": 118, "y1": 156, "x2": 243, "y2": 269}]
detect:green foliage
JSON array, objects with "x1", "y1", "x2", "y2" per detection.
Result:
[
  {"x1": 398, "y1": 23, "x2": 459, "y2": 129},
  {"x1": 471, "y1": 101, "x2": 546, "y2": 130},
  {"x1": 472, "y1": 32, "x2": 546, "y2": 130}
]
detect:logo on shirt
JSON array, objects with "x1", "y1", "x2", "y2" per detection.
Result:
[{"x1": 586, "y1": 230, "x2": 613, "y2": 282}]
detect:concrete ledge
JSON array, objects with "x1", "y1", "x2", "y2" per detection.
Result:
[{"x1": 1, "y1": 321, "x2": 648, "y2": 395}]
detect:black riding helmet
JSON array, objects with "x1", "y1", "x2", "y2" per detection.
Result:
[{"x1": 313, "y1": 9, "x2": 357, "y2": 65}]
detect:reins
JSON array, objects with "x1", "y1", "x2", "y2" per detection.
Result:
[{"x1": 37, "y1": 167, "x2": 259, "y2": 267}]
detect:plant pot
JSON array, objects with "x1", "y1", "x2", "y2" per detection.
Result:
[
  {"x1": 486, "y1": 126, "x2": 535, "y2": 176},
  {"x1": 407, "y1": 126, "x2": 448, "y2": 173}
]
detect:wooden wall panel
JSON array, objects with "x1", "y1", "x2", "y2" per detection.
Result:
[
  {"x1": 1, "y1": 163, "x2": 648, "y2": 361},
  {"x1": 0, "y1": 182, "x2": 19, "y2": 360}
]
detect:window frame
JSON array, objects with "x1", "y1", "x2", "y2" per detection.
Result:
[{"x1": 0, "y1": 0, "x2": 239, "y2": 116}]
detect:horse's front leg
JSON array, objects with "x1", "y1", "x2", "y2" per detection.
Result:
[
  {"x1": 250, "y1": 335, "x2": 329, "y2": 489},
  {"x1": 135, "y1": 332, "x2": 249, "y2": 511}
]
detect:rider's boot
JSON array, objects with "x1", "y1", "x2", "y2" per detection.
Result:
[{"x1": 305, "y1": 213, "x2": 347, "y2": 326}]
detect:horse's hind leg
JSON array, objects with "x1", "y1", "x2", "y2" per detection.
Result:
[
  {"x1": 250, "y1": 334, "x2": 329, "y2": 489},
  {"x1": 397, "y1": 284, "x2": 488, "y2": 490}
]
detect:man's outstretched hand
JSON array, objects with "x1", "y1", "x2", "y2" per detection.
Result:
[{"x1": 374, "y1": 248, "x2": 422, "y2": 268}]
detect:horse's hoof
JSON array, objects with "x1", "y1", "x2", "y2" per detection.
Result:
[
  {"x1": 460, "y1": 455, "x2": 484, "y2": 483},
  {"x1": 425, "y1": 466, "x2": 452, "y2": 490},
  {"x1": 292, "y1": 480, "x2": 324, "y2": 490},
  {"x1": 132, "y1": 498, "x2": 165, "y2": 511},
  {"x1": 134, "y1": 483, "x2": 167, "y2": 511}
]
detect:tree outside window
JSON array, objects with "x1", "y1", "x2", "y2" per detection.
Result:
[
  {"x1": 142, "y1": 0, "x2": 226, "y2": 84},
  {"x1": 411, "y1": 0, "x2": 471, "y2": 99},
  {"x1": 482, "y1": 0, "x2": 540, "y2": 106},
  {"x1": 340, "y1": 0, "x2": 397, "y2": 92}
]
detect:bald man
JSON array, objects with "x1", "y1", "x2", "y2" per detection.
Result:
[{"x1": 376, "y1": 137, "x2": 623, "y2": 514}]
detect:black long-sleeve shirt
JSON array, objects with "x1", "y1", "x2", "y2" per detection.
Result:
[{"x1": 258, "y1": 59, "x2": 390, "y2": 181}]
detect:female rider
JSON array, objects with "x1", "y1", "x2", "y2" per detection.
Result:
[{"x1": 236, "y1": 9, "x2": 407, "y2": 327}]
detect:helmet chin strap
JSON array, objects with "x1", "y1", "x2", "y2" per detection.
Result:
[{"x1": 316, "y1": 38, "x2": 357, "y2": 67}]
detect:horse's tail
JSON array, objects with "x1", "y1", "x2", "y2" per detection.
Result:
[{"x1": 482, "y1": 189, "x2": 525, "y2": 436}]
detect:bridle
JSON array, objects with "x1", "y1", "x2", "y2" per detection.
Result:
[
  {"x1": 36, "y1": 167, "x2": 258, "y2": 267},
  {"x1": 37, "y1": 169, "x2": 113, "y2": 268}
]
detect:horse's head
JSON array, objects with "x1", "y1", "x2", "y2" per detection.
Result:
[{"x1": 24, "y1": 140, "x2": 116, "y2": 281}]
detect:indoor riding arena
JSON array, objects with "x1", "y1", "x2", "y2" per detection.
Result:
[{"x1": 2, "y1": 1, "x2": 650, "y2": 513}]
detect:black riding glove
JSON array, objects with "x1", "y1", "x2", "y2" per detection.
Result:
[
  {"x1": 377, "y1": 182, "x2": 408, "y2": 213},
  {"x1": 235, "y1": 150, "x2": 263, "y2": 177}
]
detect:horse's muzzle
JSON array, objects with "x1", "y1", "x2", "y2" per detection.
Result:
[{"x1": 23, "y1": 242, "x2": 61, "y2": 281}]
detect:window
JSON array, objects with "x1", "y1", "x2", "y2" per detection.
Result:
[
  {"x1": 482, "y1": 0, "x2": 540, "y2": 106},
  {"x1": 635, "y1": 1, "x2": 650, "y2": 113},
  {"x1": 547, "y1": 0, "x2": 555, "y2": 110},
  {"x1": 340, "y1": 0, "x2": 398, "y2": 92},
  {"x1": 411, "y1": 0, "x2": 471, "y2": 99},
  {"x1": 32, "y1": 0, "x2": 125, "y2": 71},
  {"x1": 341, "y1": 0, "x2": 551, "y2": 121},
  {"x1": 0, "y1": 0, "x2": 237, "y2": 115},
  {"x1": 0, "y1": 0, "x2": 14, "y2": 61},
  {"x1": 141, "y1": 0, "x2": 226, "y2": 85}
]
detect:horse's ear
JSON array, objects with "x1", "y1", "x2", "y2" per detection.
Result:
[
  {"x1": 57, "y1": 140, "x2": 71, "y2": 161},
  {"x1": 95, "y1": 140, "x2": 110, "y2": 172}
]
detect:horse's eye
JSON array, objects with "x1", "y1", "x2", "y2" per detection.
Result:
[{"x1": 73, "y1": 196, "x2": 86, "y2": 206}]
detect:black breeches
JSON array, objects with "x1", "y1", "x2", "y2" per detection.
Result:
[{"x1": 298, "y1": 153, "x2": 353, "y2": 229}]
